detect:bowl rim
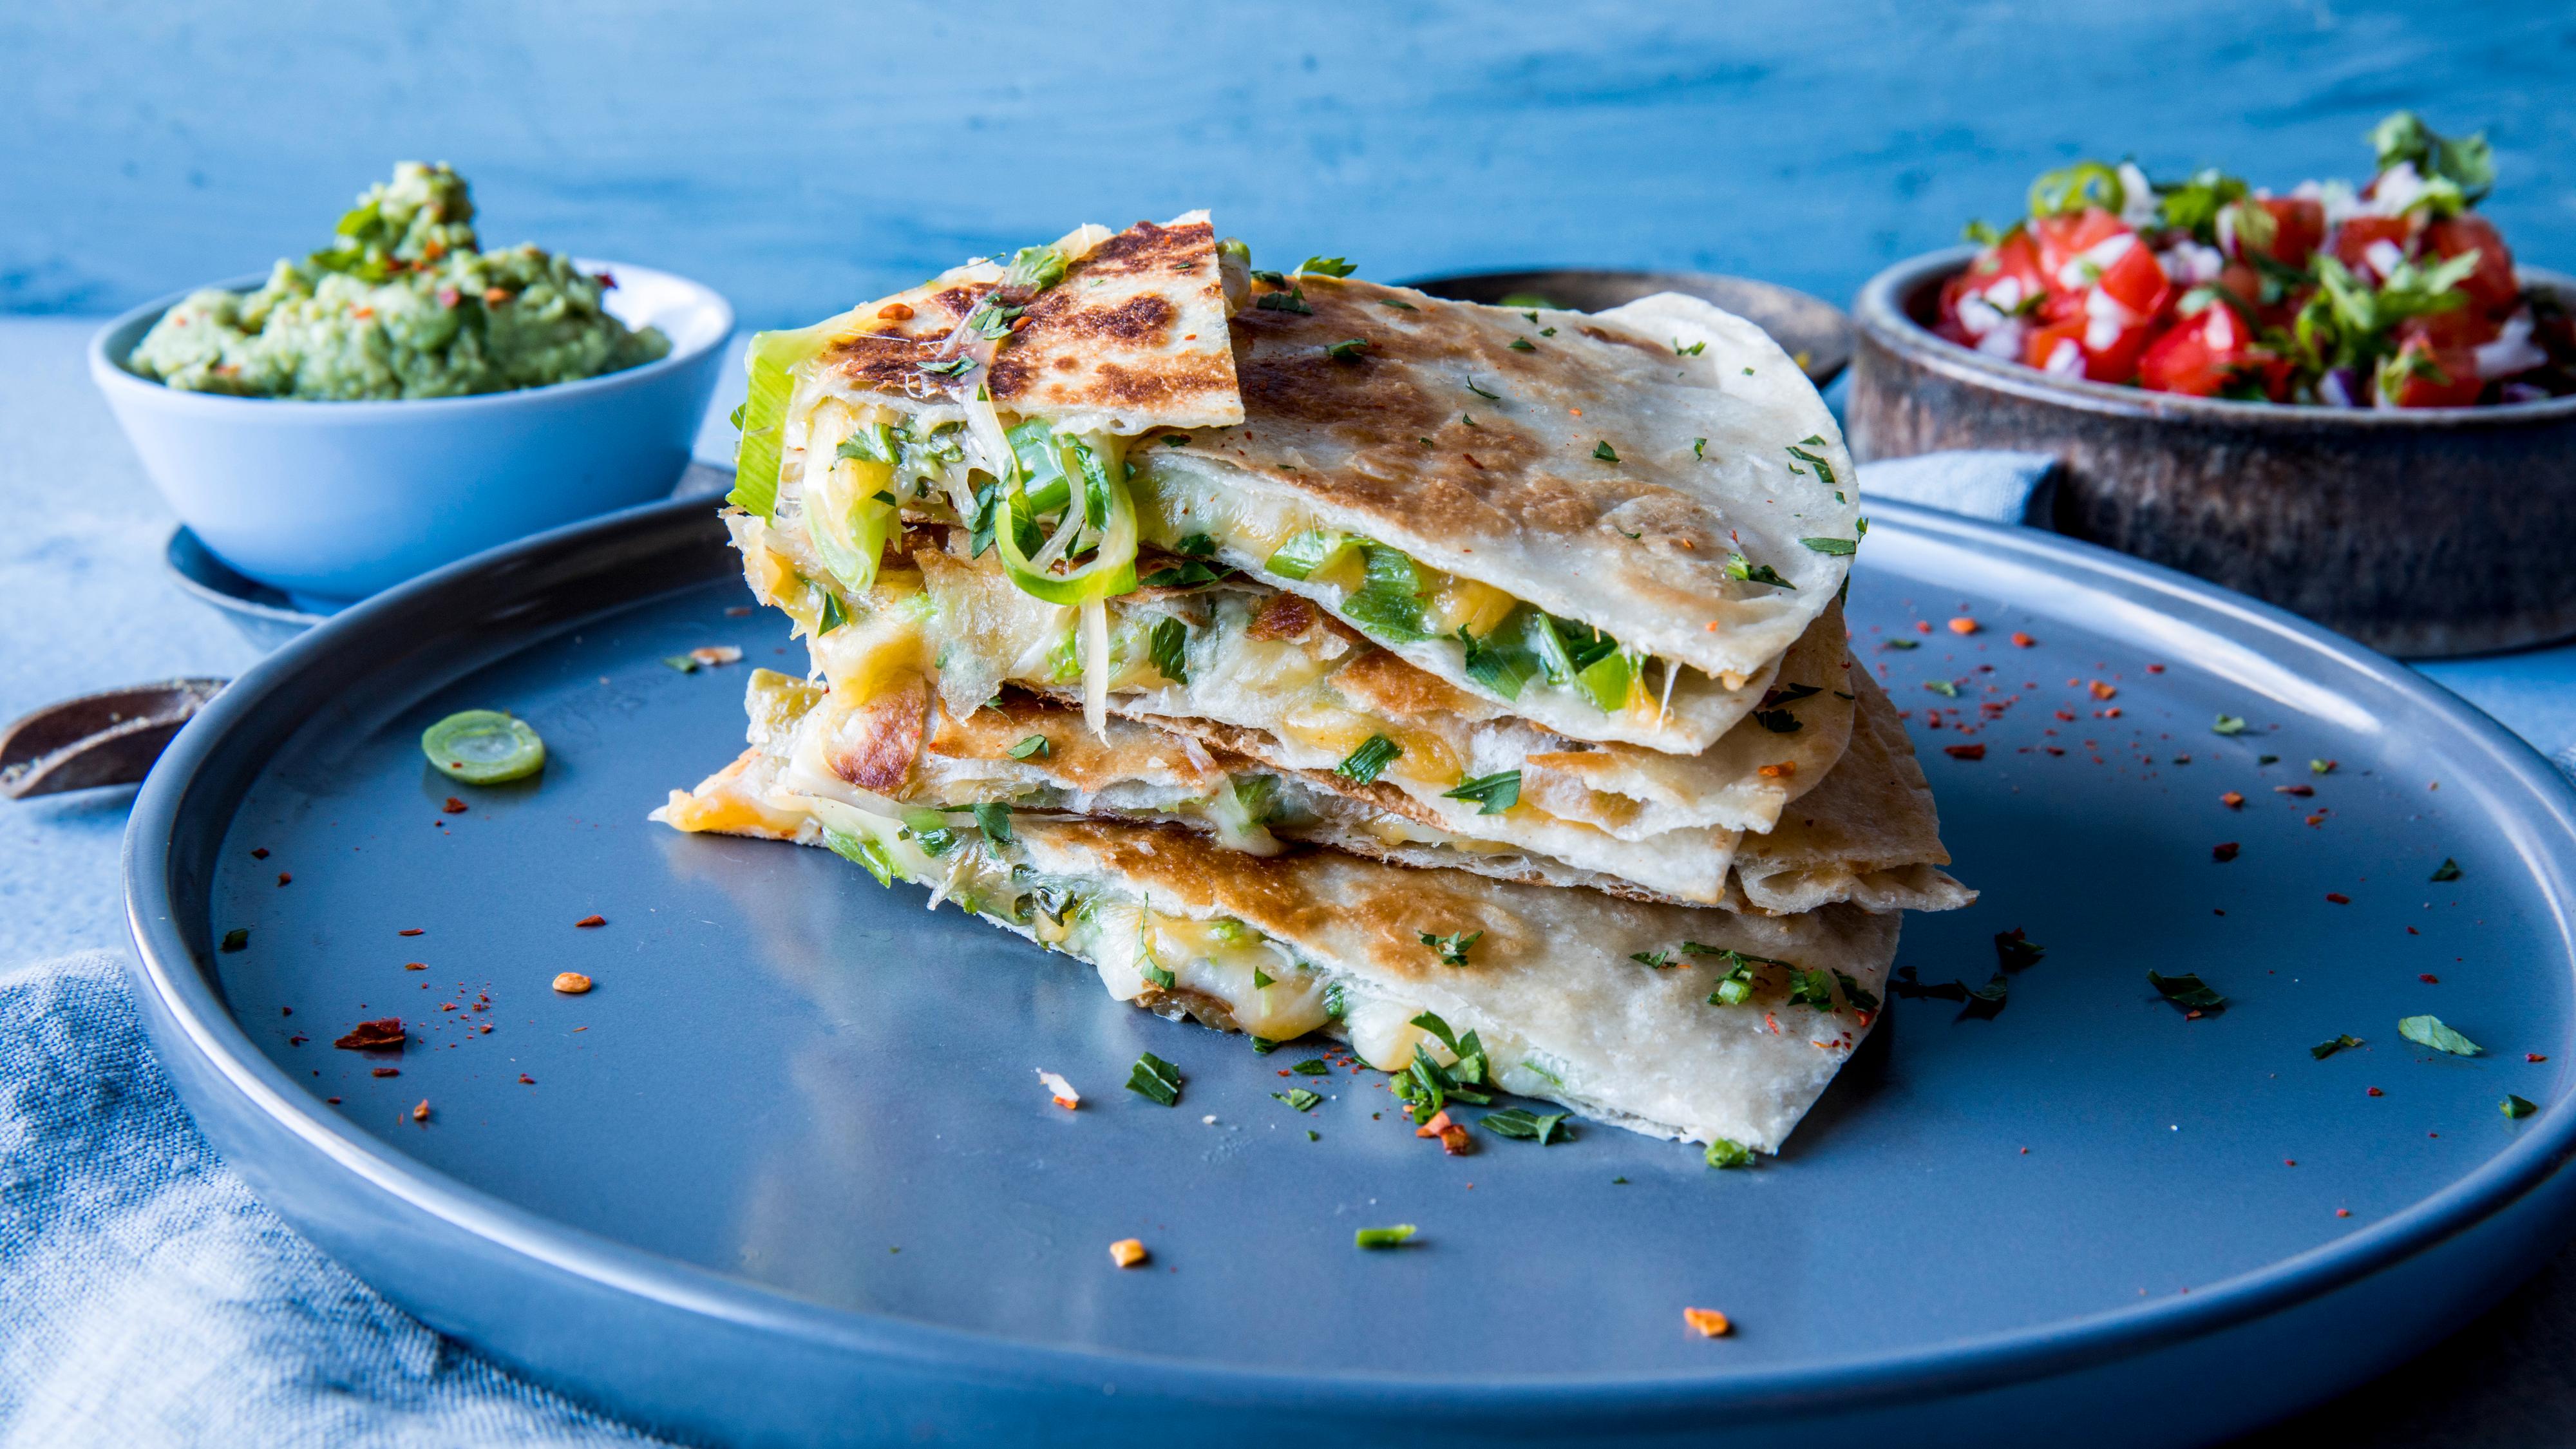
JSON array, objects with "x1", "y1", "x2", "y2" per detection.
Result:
[
  {"x1": 1852, "y1": 244, "x2": 2576, "y2": 428},
  {"x1": 86, "y1": 257, "x2": 735, "y2": 416}
]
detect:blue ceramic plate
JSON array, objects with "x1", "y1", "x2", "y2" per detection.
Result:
[{"x1": 125, "y1": 497, "x2": 2576, "y2": 1448}]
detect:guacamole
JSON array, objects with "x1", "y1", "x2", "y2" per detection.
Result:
[{"x1": 128, "y1": 162, "x2": 670, "y2": 401}]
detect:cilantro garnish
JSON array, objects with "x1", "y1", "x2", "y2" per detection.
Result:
[
  {"x1": 1336, "y1": 734, "x2": 1402, "y2": 784},
  {"x1": 1464, "y1": 378, "x2": 1501, "y2": 401},
  {"x1": 1704, "y1": 1139, "x2": 1754, "y2": 1170},
  {"x1": 1325, "y1": 337, "x2": 1370, "y2": 361},
  {"x1": 1292, "y1": 1058, "x2": 1331, "y2": 1076},
  {"x1": 971, "y1": 802, "x2": 1012, "y2": 845},
  {"x1": 1751, "y1": 708, "x2": 1803, "y2": 734},
  {"x1": 220, "y1": 928, "x2": 249, "y2": 952},
  {"x1": 1482, "y1": 1108, "x2": 1571, "y2": 1144},
  {"x1": 1631, "y1": 949, "x2": 1677, "y2": 969},
  {"x1": 1784, "y1": 443, "x2": 1839, "y2": 487},
  {"x1": 1801, "y1": 536, "x2": 1858, "y2": 556},
  {"x1": 1673, "y1": 339, "x2": 1706, "y2": 357},
  {"x1": 1456, "y1": 625, "x2": 1538, "y2": 701},
  {"x1": 1162, "y1": 433, "x2": 1191, "y2": 447},
  {"x1": 2505, "y1": 1095, "x2": 2539, "y2": 1120},
  {"x1": 1125, "y1": 1052, "x2": 1184, "y2": 1106},
  {"x1": 1419, "y1": 930, "x2": 1482, "y2": 967},
  {"x1": 1725, "y1": 553, "x2": 1796, "y2": 589},
  {"x1": 660, "y1": 654, "x2": 699, "y2": 674},
  {"x1": 1274, "y1": 1088, "x2": 1323, "y2": 1112},
  {"x1": 2212, "y1": 715, "x2": 2249, "y2": 735},
  {"x1": 1592, "y1": 440, "x2": 1620, "y2": 462},
  {"x1": 1137, "y1": 558, "x2": 1226, "y2": 589},
  {"x1": 2148, "y1": 971, "x2": 2228, "y2": 1014},
  {"x1": 1007, "y1": 734, "x2": 1050, "y2": 761},
  {"x1": 1923, "y1": 679, "x2": 1959, "y2": 698},
  {"x1": 2399, "y1": 1014, "x2": 2482, "y2": 1056},
  {"x1": 1962, "y1": 972, "x2": 2009, "y2": 1019},
  {"x1": 916, "y1": 355, "x2": 976, "y2": 377},
  {"x1": 2430, "y1": 858, "x2": 2462, "y2": 882},
  {"x1": 1147, "y1": 617, "x2": 1189, "y2": 686},
  {"x1": 1174, "y1": 533, "x2": 1217, "y2": 556},
  {"x1": 1296, "y1": 256, "x2": 1356, "y2": 278},
  {"x1": 2311, "y1": 1034, "x2": 2364, "y2": 1059},
  {"x1": 1689, "y1": 945, "x2": 1789, "y2": 1006},
  {"x1": 1509, "y1": 337, "x2": 1537, "y2": 352},
  {"x1": 1251, "y1": 967, "x2": 1274, "y2": 989},
  {"x1": 1255, "y1": 289, "x2": 1312, "y2": 315},
  {"x1": 1692, "y1": 437, "x2": 1707, "y2": 459},
  {"x1": 1440, "y1": 770, "x2": 1520, "y2": 815},
  {"x1": 1378, "y1": 298, "x2": 1419, "y2": 311},
  {"x1": 1994, "y1": 927, "x2": 2045, "y2": 972}
]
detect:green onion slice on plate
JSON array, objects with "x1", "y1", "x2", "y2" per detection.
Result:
[{"x1": 421, "y1": 710, "x2": 545, "y2": 784}]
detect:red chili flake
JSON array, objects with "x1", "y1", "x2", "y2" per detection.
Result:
[
  {"x1": 333, "y1": 1018, "x2": 406, "y2": 1050},
  {"x1": 2088, "y1": 681, "x2": 2116, "y2": 701},
  {"x1": 2221, "y1": 791, "x2": 2244, "y2": 808},
  {"x1": 251, "y1": 848, "x2": 270, "y2": 860},
  {"x1": 2212, "y1": 842, "x2": 2240, "y2": 862},
  {"x1": 2325, "y1": 893, "x2": 2351, "y2": 904},
  {"x1": 276, "y1": 873, "x2": 292, "y2": 886},
  {"x1": 574, "y1": 914, "x2": 607, "y2": 928},
  {"x1": 2054, "y1": 710, "x2": 2078, "y2": 721},
  {"x1": 480, "y1": 1024, "x2": 493, "y2": 1034},
  {"x1": 1943, "y1": 743, "x2": 1986, "y2": 760},
  {"x1": 520, "y1": 1074, "x2": 536, "y2": 1084},
  {"x1": 440, "y1": 1002, "x2": 457, "y2": 1012},
  {"x1": 326, "y1": 1097, "x2": 341, "y2": 1104},
  {"x1": 2367, "y1": 1087, "x2": 2383, "y2": 1097},
  {"x1": 2336, "y1": 1209, "x2": 2351, "y2": 1218},
  {"x1": 287, "y1": 1035, "x2": 307, "y2": 1046},
  {"x1": 399, "y1": 928, "x2": 424, "y2": 937},
  {"x1": 372, "y1": 1066, "x2": 400, "y2": 1077},
  {"x1": 2306, "y1": 813, "x2": 2327, "y2": 828},
  {"x1": 2530, "y1": 1054, "x2": 2550, "y2": 1063},
  {"x1": 2284, "y1": 1159, "x2": 2296, "y2": 1166},
  {"x1": 2146, "y1": 663, "x2": 2166, "y2": 673},
  {"x1": 442, "y1": 797, "x2": 468, "y2": 815},
  {"x1": 2011, "y1": 632, "x2": 2036, "y2": 648},
  {"x1": 1948, "y1": 617, "x2": 1980, "y2": 635},
  {"x1": 2185, "y1": 1009, "x2": 2205, "y2": 1020},
  {"x1": 2407, "y1": 927, "x2": 2420, "y2": 936},
  {"x1": 2276, "y1": 784, "x2": 2315, "y2": 797},
  {"x1": 2045, "y1": 746, "x2": 2065, "y2": 756}
]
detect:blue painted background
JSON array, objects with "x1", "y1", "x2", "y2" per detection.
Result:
[{"x1": 6, "y1": 1, "x2": 2573, "y2": 325}]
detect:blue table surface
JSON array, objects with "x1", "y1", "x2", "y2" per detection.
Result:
[{"x1": 10, "y1": 309, "x2": 2576, "y2": 1441}]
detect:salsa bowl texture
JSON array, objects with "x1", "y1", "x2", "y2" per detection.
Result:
[
  {"x1": 91, "y1": 260, "x2": 730, "y2": 606},
  {"x1": 1848, "y1": 245, "x2": 2576, "y2": 658}
]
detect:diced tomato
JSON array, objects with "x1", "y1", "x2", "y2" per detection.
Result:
[
  {"x1": 2424, "y1": 214, "x2": 2520, "y2": 314},
  {"x1": 2381, "y1": 334, "x2": 2484, "y2": 408},
  {"x1": 2025, "y1": 314, "x2": 2150, "y2": 384},
  {"x1": 2331, "y1": 216, "x2": 2414, "y2": 277},
  {"x1": 2092, "y1": 238, "x2": 2172, "y2": 319},
  {"x1": 2139, "y1": 302, "x2": 2280, "y2": 398},
  {"x1": 2255, "y1": 198, "x2": 2325, "y2": 267},
  {"x1": 2035, "y1": 208, "x2": 2132, "y2": 291},
  {"x1": 2398, "y1": 305, "x2": 2503, "y2": 353},
  {"x1": 2024, "y1": 319, "x2": 2089, "y2": 377},
  {"x1": 2081, "y1": 316, "x2": 2156, "y2": 383}
]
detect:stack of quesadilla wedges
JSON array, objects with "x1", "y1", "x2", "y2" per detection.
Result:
[{"x1": 658, "y1": 214, "x2": 1973, "y2": 1157}]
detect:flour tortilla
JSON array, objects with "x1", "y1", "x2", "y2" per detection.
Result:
[{"x1": 1135, "y1": 279, "x2": 1857, "y2": 746}]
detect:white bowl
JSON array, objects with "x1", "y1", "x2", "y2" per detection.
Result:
[{"x1": 91, "y1": 259, "x2": 733, "y2": 605}]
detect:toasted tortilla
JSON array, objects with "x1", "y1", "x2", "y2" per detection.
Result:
[
  {"x1": 1128, "y1": 279, "x2": 1857, "y2": 746},
  {"x1": 805, "y1": 213, "x2": 1241, "y2": 435},
  {"x1": 654, "y1": 779, "x2": 1899, "y2": 1153}
]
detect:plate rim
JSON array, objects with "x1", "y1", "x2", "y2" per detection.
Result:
[{"x1": 122, "y1": 491, "x2": 2576, "y2": 1418}]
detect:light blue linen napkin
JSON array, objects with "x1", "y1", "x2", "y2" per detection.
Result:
[
  {"x1": 0, "y1": 949, "x2": 668, "y2": 1448},
  {"x1": 1855, "y1": 450, "x2": 2060, "y2": 527}
]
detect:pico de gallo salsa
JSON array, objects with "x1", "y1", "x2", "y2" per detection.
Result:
[{"x1": 1935, "y1": 113, "x2": 2573, "y2": 408}]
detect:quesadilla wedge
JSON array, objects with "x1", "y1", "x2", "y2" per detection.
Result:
[
  {"x1": 732, "y1": 518, "x2": 1861, "y2": 875},
  {"x1": 664, "y1": 664, "x2": 1969, "y2": 915},
  {"x1": 652, "y1": 795, "x2": 1899, "y2": 1154}
]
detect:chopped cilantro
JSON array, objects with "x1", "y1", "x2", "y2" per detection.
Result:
[
  {"x1": 220, "y1": 928, "x2": 249, "y2": 952},
  {"x1": 1292, "y1": 1058, "x2": 1331, "y2": 1077},
  {"x1": 1725, "y1": 553, "x2": 1796, "y2": 589},
  {"x1": 1592, "y1": 440, "x2": 1620, "y2": 462},
  {"x1": 1148, "y1": 617, "x2": 1189, "y2": 685},
  {"x1": 1297, "y1": 256, "x2": 1356, "y2": 278},
  {"x1": 1692, "y1": 437, "x2": 1707, "y2": 459},
  {"x1": 817, "y1": 589, "x2": 850, "y2": 635},
  {"x1": 1509, "y1": 337, "x2": 1537, "y2": 352},
  {"x1": 1274, "y1": 1088, "x2": 1323, "y2": 1112},
  {"x1": 1705, "y1": 1139, "x2": 1754, "y2": 1170},
  {"x1": 2311, "y1": 1034, "x2": 2365, "y2": 1059},
  {"x1": 1419, "y1": 930, "x2": 1482, "y2": 967},
  {"x1": 1482, "y1": 1108, "x2": 1571, "y2": 1144},
  {"x1": 1007, "y1": 734, "x2": 1050, "y2": 761},
  {"x1": 1801, "y1": 536, "x2": 1858, "y2": 556},
  {"x1": 916, "y1": 355, "x2": 976, "y2": 377},
  {"x1": 1924, "y1": 679, "x2": 1959, "y2": 697},
  {"x1": 1325, "y1": 337, "x2": 1370, "y2": 361},
  {"x1": 1125, "y1": 1052, "x2": 1184, "y2": 1106},
  {"x1": 1137, "y1": 558, "x2": 1226, "y2": 589},
  {"x1": 1378, "y1": 298, "x2": 1419, "y2": 311},
  {"x1": 1835, "y1": 970, "x2": 1881, "y2": 1012},
  {"x1": 1631, "y1": 949, "x2": 1676, "y2": 969},
  {"x1": 1465, "y1": 378, "x2": 1500, "y2": 401},
  {"x1": 659, "y1": 654, "x2": 699, "y2": 674},
  {"x1": 1785, "y1": 444, "x2": 1839, "y2": 487},
  {"x1": 1250, "y1": 1036, "x2": 1279, "y2": 1054},
  {"x1": 1889, "y1": 966, "x2": 1970, "y2": 1002},
  {"x1": 1336, "y1": 734, "x2": 1402, "y2": 784},
  {"x1": 2505, "y1": 1095, "x2": 2540, "y2": 1120},
  {"x1": 971, "y1": 802, "x2": 1012, "y2": 845},
  {"x1": 1962, "y1": 972, "x2": 2009, "y2": 1019},
  {"x1": 1173, "y1": 533, "x2": 1217, "y2": 556},
  {"x1": 1354, "y1": 1224, "x2": 1417, "y2": 1249},
  {"x1": 1673, "y1": 339, "x2": 1706, "y2": 356},
  {"x1": 2212, "y1": 715, "x2": 2249, "y2": 735},
  {"x1": 2259, "y1": 753, "x2": 2280, "y2": 766},
  {"x1": 1255, "y1": 289, "x2": 1312, "y2": 315},
  {"x1": 1994, "y1": 927, "x2": 2045, "y2": 971},
  {"x1": 2430, "y1": 858, "x2": 2462, "y2": 882},
  {"x1": 1884, "y1": 637, "x2": 1918, "y2": 650},
  {"x1": 1252, "y1": 967, "x2": 1275, "y2": 989},
  {"x1": 1751, "y1": 708, "x2": 1803, "y2": 734},
  {"x1": 1456, "y1": 624, "x2": 1538, "y2": 701},
  {"x1": 1162, "y1": 433, "x2": 1191, "y2": 447},
  {"x1": 2399, "y1": 1014, "x2": 2481, "y2": 1056},
  {"x1": 1441, "y1": 770, "x2": 1520, "y2": 815},
  {"x1": 2148, "y1": 970, "x2": 2228, "y2": 1014}
]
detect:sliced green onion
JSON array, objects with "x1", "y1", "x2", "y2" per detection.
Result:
[
  {"x1": 730, "y1": 309, "x2": 869, "y2": 518},
  {"x1": 421, "y1": 710, "x2": 545, "y2": 784},
  {"x1": 804, "y1": 419, "x2": 897, "y2": 595},
  {"x1": 1441, "y1": 770, "x2": 1520, "y2": 815},
  {"x1": 1340, "y1": 544, "x2": 1431, "y2": 641},
  {"x1": 988, "y1": 422, "x2": 1139, "y2": 606},
  {"x1": 1354, "y1": 1224, "x2": 1417, "y2": 1249},
  {"x1": 1576, "y1": 649, "x2": 1636, "y2": 713},
  {"x1": 1265, "y1": 529, "x2": 1356, "y2": 582}
]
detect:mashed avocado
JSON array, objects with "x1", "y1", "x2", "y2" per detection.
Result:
[{"x1": 129, "y1": 162, "x2": 671, "y2": 401}]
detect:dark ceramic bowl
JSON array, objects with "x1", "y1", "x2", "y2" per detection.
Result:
[
  {"x1": 1402, "y1": 269, "x2": 1852, "y2": 386},
  {"x1": 1846, "y1": 245, "x2": 2576, "y2": 658}
]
